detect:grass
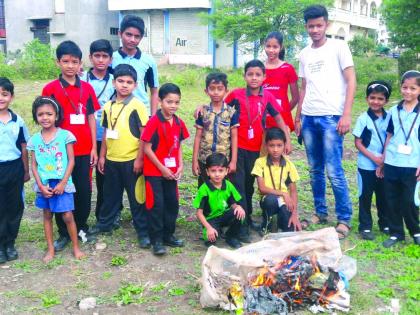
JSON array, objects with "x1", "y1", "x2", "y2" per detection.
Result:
[{"x1": 6, "y1": 58, "x2": 420, "y2": 314}]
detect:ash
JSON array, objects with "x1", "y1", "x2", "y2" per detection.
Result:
[{"x1": 244, "y1": 286, "x2": 288, "y2": 315}]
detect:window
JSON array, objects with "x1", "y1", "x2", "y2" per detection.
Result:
[
  {"x1": 360, "y1": 0, "x2": 368, "y2": 16},
  {"x1": 110, "y1": 27, "x2": 119, "y2": 35},
  {"x1": 370, "y1": 2, "x2": 377, "y2": 18}
]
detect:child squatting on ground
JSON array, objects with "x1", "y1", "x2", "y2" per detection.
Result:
[
  {"x1": 192, "y1": 72, "x2": 239, "y2": 187},
  {"x1": 28, "y1": 96, "x2": 85, "y2": 263},
  {"x1": 194, "y1": 153, "x2": 246, "y2": 249},
  {"x1": 353, "y1": 81, "x2": 392, "y2": 240},
  {"x1": 0, "y1": 77, "x2": 30, "y2": 264},
  {"x1": 380, "y1": 70, "x2": 420, "y2": 248},
  {"x1": 252, "y1": 128, "x2": 302, "y2": 234}
]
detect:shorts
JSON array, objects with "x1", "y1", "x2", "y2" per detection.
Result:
[{"x1": 35, "y1": 179, "x2": 74, "y2": 213}]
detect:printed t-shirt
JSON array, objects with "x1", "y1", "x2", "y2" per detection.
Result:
[
  {"x1": 225, "y1": 88, "x2": 279, "y2": 152},
  {"x1": 263, "y1": 62, "x2": 298, "y2": 130},
  {"x1": 101, "y1": 94, "x2": 148, "y2": 162},
  {"x1": 141, "y1": 110, "x2": 189, "y2": 176},
  {"x1": 42, "y1": 75, "x2": 100, "y2": 156}
]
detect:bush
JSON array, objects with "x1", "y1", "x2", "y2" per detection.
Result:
[
  {"x1": 398, "y1": 50, "x2": 419, "y2": 77},
  {"x1": 0, "y1": 53, "x2": 19, "y2": 78},
  {"x1": 349, "y1": 35, "x2": 376, "y2": 57}
]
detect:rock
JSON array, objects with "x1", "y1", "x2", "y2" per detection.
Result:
[
  {"x1": 95, "y1": 242, "x2": 107, "y2": 250},
  {"x1": 79, "y1": 297, "x2": 96, "y2": 311}
]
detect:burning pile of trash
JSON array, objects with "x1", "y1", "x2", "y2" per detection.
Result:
[{"x1": 200, "y1": 228, "x2": 356, "y2": 314}]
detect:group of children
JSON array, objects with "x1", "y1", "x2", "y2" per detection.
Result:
[{"x1": 0, "y1": 12, "x2": 419, "y2": 265}]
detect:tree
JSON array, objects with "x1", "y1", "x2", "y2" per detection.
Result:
[
  {"x1": 348, "y1": 35, "x2": 376, "y2": 56},
  {"x1": 201, "y1": 0, "x2": 333, "y2": 49},
  {"x1": 381, "y1": 0, "x2": 420, "y2": 51}
]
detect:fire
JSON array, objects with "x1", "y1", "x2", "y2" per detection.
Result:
[{"x1": 294, "y1": 277, "x2": 301, "y2": 291}]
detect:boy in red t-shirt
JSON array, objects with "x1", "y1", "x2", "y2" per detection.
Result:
[
  {"x1": 141, "y1": 83, "x2": 189, "y2": 256},
  {"x1": 224, "y1": 59, "x2": 291, "y2": 241},
  {"x1": 42, "y1": 41, "x2": 100, "y2": 251}
]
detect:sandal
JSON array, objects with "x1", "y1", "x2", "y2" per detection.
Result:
[
  {"x1": 311, "y1": 214, "x2": 328, "y2": 225},
  {"x1": 335, "y1": 223, "x2": 351, "y2": 240},
  {"x1": 300, "y1": 219, "x2": 310, "y2": 230}
]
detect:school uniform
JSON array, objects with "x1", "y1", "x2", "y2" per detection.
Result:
[
  {"x1": 42, "y1": 75, "x2": 100, "y2": 238},
  {"x1": 141, "y1": 110, "x2": 189, "y2": 244},
  {"x1": 195, "y1": 103, "x2": 239, "y2": 186},
  {"x1": 112, "y1": 48, "x2": 159, "y2": 115},
  {"x1": 353, "y1": 108, "x2": 390, "y2": 232},
  {"x1": 81, "y1": 69, "x2": 115, "y2": 219},
  {"x1": 251, "y1": 155, "x2": 300, "y2": 231},
  {"x1": 193, "y1": 179, "x2": 242, "y2": 244},
  {"x1": 224, "y1": 87, "x2": 280, "y2": 232},
  {"x1": 384, "y1": 102, "x2": 420, "y2": 240},
  {"x1": 0, "y1": 110, "x2": 29, "y2": 249},
  {"x1": 95, "y1": 94, "x2": 148, "y2": 237}
]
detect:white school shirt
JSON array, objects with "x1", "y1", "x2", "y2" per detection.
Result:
[{"x1": 298, "y1": 39, "x2": 354, "y2": 116}]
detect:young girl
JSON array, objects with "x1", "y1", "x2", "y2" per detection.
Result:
[
  {"x1": 353, "y1": 81, "x2": 392, "y2": 240},
  {"x1": 27, "y1": 97, "x2": 85, "y2": 262},
  {"x1": 262, "y1": 31, "x2": 299, "y2": 131},
  {"x1": 380, "y1": 70, "x2": 420, "y2": 248}
]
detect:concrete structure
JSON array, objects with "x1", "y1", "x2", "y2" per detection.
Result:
[
  {"x1": 4, "y1": 0, "x2": 119, "y2": 61},
  {"x1": 327, "y1": 0, "x2": 387, "y2": 43},
  {"x1": 108, "y1": 0, "x2": 253, "y2": 68}
]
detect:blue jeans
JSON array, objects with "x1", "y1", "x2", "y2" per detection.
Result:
[{"x1": 301, "y1": 115, "x2": 352, "y2": 225}]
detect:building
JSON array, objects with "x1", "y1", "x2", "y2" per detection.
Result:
[
  {"x1": 327, "y1": 0, "x2": 387, "y2": 43},
  {"x1": 107, "y1": 0, "x2": 252, "y2": 68},
  {"x1": 4, "y1": 0, "x2": 119, "y2": 61}
]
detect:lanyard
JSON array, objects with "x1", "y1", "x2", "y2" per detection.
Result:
[
  {"x1": 109, "y1": 101, "x2": 126, "y2": 130},
  {"x1": 245, "y1": 92, "x2": 263, "y2": 128},
  {"x1": 371, "y1": 118, "x2": 385, "y2": 152},
  {"x1": 268, "y1": 162, "x2": 284, "y2": 191},
  {"x1": 60, "y1": 81, "x2": 83, "y2": 114},
  {"x1": 397, "y1": 105, "x2": 420, "y2": 145},
  {"x1": 161, "y1": 118, "x2": 178, "y2": 157},
  {"x1": 87, "y1": 71, "x2": 111, "y2": 100}
]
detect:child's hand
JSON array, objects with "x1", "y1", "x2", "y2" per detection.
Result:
[
  {"x1": 284, "y1": 142, "x2": 292, "y2": 155},
  {"x1": 133, "y1": 158, "x2": 143, "y2": 174},
  {"x1": 40, "y1": 185, "x2": 54, "y2": 198},
  {"x1": 192, "y1": 161, "x2": 200, "y2": 176},
  {"x1": 193, "y1": 105, "x2": 205, "y2": 119},
  {"x1": 416, "y1": 167, "x2": 420, "y2": 181},
  {"x1": 282, "y1": 192, "x2": 295, "y2": 212},
  {"x1": 207, "y1": 226, "x2": 218, "y2": 242},
  {"x1": 24, "y1": 172, "x2": 30, "y2": 182},
  {"x1": 376, "y1": 165, "x2": 384, "y2": 178},
  {"x1": 90, "y1": 148, "x2": 98, "y2": 167},
  {"x1": 372, "y1": 154, "x2": 384, "y2": 166},
  {"x1": 294, "y1": 120, "x2": 301, "y2": 137},
  {"x1": 53, "y1": 181, "x2": 66, "y2": 195},
  {"x1": 288, "y1": 211, "x2": 302, "y2": 231},
  {"x1": 233, "y1": 205, "x2": 246, "y2": 220},
  {"x1": 161, "y1": 167, "x2": 176, "y2": 180},
  {"x1": 174, "y1": 164, "x2": 183, "y2": 181},
  {"x1": 228, "y1": 161, "x2": 237, "y2": 174},
  {"x1": 98, "y1": 157, "x2": 106, "y2": 174}
]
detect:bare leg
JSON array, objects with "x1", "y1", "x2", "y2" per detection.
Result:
[
  {"x1": 62, "y1": 211, "x2": 85, "y2": 259},
  {"x1": 43, "y1": 209, "x2": 55, "y2": 263}
]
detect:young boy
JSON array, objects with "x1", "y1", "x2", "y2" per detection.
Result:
[
  {"x1": 81, "y1": 39, "x2": 116, "y2": 222},
  {"x1": 192, "y1": 72, "x2": 239, "y2": 186},
  {"x1": 193, "y1": 153, "x2": 245, "y2": 249},
  {"x1": 353, "y1": 81, "x2": 391, "y2": 240},
  {"x1": 141, "y1": 83, "x2": 189, "y2": 256},
  {"x1": 112, "y1": 14, "x2": 159, "y2": 116},
  {"x1": 88, "y1": 64, "x2": 150, "y2": 247},
  {"x1": 42, "y1": 40, "x2": 100, "y2": 250},
  {"x1": 252, "y1": 128, "x2": 301, "y2": 234},
  {"x1": 224, "y1": 59, "x2": 291, "y2": 241},
  {"x1": 0, "y1": 77, "x2": 30, "y2": 263}
]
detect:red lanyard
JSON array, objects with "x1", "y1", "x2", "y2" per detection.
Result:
[
  {"x1": 245, "y1": 92, "x2": 263, "y2": 128},
  {"x1": 60, "y1": 81, "x2": 83, "y2": 114},
  {"x1": 161, "y1": 118, "x2": 178, "y2": 157}
]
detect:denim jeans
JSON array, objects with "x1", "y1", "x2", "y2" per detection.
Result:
[{"x1": 301, "y1": 115, "x2": 352, "y2": 225}]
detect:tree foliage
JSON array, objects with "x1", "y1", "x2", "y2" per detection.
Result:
[
  {"x1": 201, "y1": 0, "x2": 333, "y2": 48},
  {"x1": 381, "y1": 0, "x2": 420, "y2": 51},
  {"x1": 348, "y1": 35, "x2": 376, "y2": 56}
]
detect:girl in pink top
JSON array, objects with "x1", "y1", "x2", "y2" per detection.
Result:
[{"x1": 263, "y1": 32, "x2": 299, "y2": 131}]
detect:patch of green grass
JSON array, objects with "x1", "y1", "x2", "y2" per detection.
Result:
[
  {"x1": 150, "y1": 282, "x2": 168, "y2": 293},
  {"x1": 44, "y1": 257, "x2": 65, "y2": 269},
  {"x1": 13, "y1": 259, "x2": 41, "y2": 273},
  {"x1": 113, "y1": 282, "x2": 145, "y2": 305},
  {"x1": 168, "y1": 286, "x2": 186, "y2": 296},
  {"x1": 101, "y1": 271, "x2": 113, "y2": 280},
  {"x1": 110, "y1": 255, "x2": 128, "y2": 267},
  {"x1": 39, "y1": 289, "x2": 61, "y2": 308}
]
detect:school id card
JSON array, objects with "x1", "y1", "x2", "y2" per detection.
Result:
[
  {"x1": 70, "y1": 114, "x2": 85, "y2": 125},
  {"x1": 164, "y1": 157, "x2": 176, "y2": 168}
]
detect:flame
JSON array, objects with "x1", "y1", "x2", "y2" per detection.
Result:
[{"x1": 294, "y1": 277, "x2": 301, "y2": 291}]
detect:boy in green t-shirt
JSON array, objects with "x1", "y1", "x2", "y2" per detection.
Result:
[{"x1": 193, "y1": 153, "x2": 245, "y2": 249}]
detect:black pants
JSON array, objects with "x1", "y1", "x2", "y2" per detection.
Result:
[
  {"x1": 384, "y1": 164, "x2": 419, "y2": 240},
  {"x1": 260, "y1": 194, "x2": 293, "y2": 232},
  {"x1": 206, "y1": 209, "x2": 241, "y2": 242},
  {"x1": 0, "y1": 159, "x2": 24, "y2": 247},
  {"x1": 230, "y1": 148, "x2": 259, "y2": 234},
  {"x1": 358, "y1": 168, "x2": 388, "y2": 232},
  {"x1": 97, "y1": 159, "x2": 148, "y2": 237},
  {"x1": 145, "y1": 176, "x2": 179, "y2": 244},
  {"x1": 56, "y1": 155, "x2": 91, "y2": 237}
]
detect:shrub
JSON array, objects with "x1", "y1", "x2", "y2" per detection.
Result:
[
  {"x1": 349, "y1": 35, "x2": 376, "y2": 57},
  {"x1": 398, "y1": 50, "x2": 419, "y2": 77}
]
